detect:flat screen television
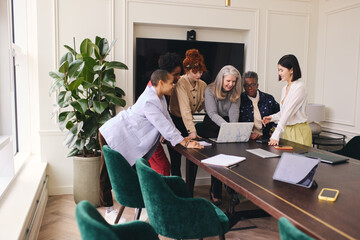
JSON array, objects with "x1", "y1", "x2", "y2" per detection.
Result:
[{"x1": 135, "y1": 38, "x2": 245, "y2": 100}]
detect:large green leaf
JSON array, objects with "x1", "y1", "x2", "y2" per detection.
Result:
[
  {"x1": 80, "y1": 38, "x2": 93, "y2": 57},
  {"x1": 50, "y1": 78, "x2": 65, "y2": 94},
  {"x1": 68, "y1": 77, "x2": 84, "y2": 91},
  {"x1": 82, "y1": 81, "x2": 97, "y2": 89},
  {"x1": 105, "y1": 61, "x2": 128, "y2": 70},
  {"x1": 58, "y1": 111, "x2": 75, "y2": 131},
  {"x1": 81, "y1": 56, "x2": 97, "y2": 83},
  {"x1": 64, "y1": 45, "x2": 77, "y2": 56},
  {"x1": 57, "y1": 91, "x2": 72, "y2": 108},
  {"x1": 99, "y1": 109, "x2": 112, "y2": 124},
  {"x1": 58, "y1": 61, "x2": 69, "y2": 74},
  {"x1": 98, "y1": 38, "x2": 109, "y2": 58},
  {"x1": 105, "y1": 39, "x2": 117, "y2": 56},
  {"x1": 70, "y1": 99, "x2": 88, "y2": 113},
  {"x1": 75, "y1": 138, "x2": 85, "y2": 152},
  {"x1": 104, "y1": 93, "x2": 126, "y2": 107},
  {"x1": 85, "y1": 137, "x2": 99, "y2": 153},
  {"x1": 91, "y1": 42, "x2": 101, "y2": 60},
  {"x1": 49, "y1": 71, "x2": 65, "y2": 80},
  {"x1": 60, "y1": 52, "x2": 73, "y2": 65},
  {"x1": 68, "y1": 60, "x2": 84, "y2": 78},
  {"x1": 93, "y1": 101, "x2": 108, "y2": 114},
  {"x1": 115, "y1": 87, "x2": 126, "y2": 97},
  {"x1": 82, "y1": 117, "x2": 98, "y2": 139},
  {"x1": 67, "y1": 147, "x2": 81, "y2": 157}
]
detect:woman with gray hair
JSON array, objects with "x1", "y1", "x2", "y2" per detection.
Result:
[{"x1": 203, "y1": 65, "x2": 242, "y2": 205}]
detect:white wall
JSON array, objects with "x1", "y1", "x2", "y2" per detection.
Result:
[
  {"x1": 33, "y1": 0, "x2": 359, "y2": 195},
  {"x1": 316, "y1": 0, "x2": 360, "y2": 139}
]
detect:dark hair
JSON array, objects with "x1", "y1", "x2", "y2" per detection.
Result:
[
  {"x1": 158, "y1": 52, "x2": 182, "y2": 73},
  {"x1": 242, "y1": 71, "x2": 258, "y2": 86},
  {"x1": 278, "y1": 54, "x2": 301, "y2": 81},
  {"x1": 183, "y1": 49, "x2": 208, "y2": 74},
  {"x1": 150, "y1": 69, "x2": 170, "y2": 86}
]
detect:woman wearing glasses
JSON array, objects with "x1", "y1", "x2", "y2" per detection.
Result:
[
  {"x1": 239, "y1": 71, "x2": 280, "y2": 140},
  {"x1": 203, "y1": 65, "x2": 242, "y2": 205},
  {"x1": 262, "y1": 54, "x2": 312, "y2": 146}
]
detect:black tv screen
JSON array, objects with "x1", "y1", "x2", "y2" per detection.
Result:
[{"x1": 135, "y1": 38, "x2": 245, "y2": 100}]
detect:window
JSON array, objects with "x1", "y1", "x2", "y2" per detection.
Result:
[{"x1": 0, "y1": 0, "x2": 31, "y2": 198}]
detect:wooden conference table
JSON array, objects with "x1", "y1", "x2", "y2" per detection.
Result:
[{"x1": 169, "y1": 139, "x2": 360, "y2": 240}]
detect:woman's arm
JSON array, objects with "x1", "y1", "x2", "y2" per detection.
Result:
[
  {"x1": 228, "y1": 97, "x2": 240, "y2": 122},
  {"x1": 271, "y1": 84, "x2": 306, "y2": 141}
]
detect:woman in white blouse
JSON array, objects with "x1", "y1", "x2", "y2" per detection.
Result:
[{"x1": 262, "y1": 54, "x2": 312, "y2": 146}]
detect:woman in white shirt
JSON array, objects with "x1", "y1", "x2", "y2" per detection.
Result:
[{"x1": 262, "y1": 54, "x2": 312, "y2": 146}]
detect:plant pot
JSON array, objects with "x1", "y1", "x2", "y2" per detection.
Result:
[{"x1": 73, "y1": 156, "x2": 101, "y2": 207}]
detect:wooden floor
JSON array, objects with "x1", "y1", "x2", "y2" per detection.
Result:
[{"x1": 38, "y1": 185, "x2": 279, "y2": 240}]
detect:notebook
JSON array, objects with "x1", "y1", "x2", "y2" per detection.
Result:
[
  {"x1": 273, "y1": 152, "x2": 320, "y2": 188},
  {"x1": 303, "y1": 151, "x2": 349, "y2": 164},
  {"x1": 201, "y1": 154, "x2": 246, "y2": 167},
  {"x1": 208, "y1": 122, "x2": 254, "y2": 143}
]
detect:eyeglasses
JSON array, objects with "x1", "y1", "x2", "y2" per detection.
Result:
[{"x1": 243, "y1": 83, "x2": 258, "y2": 88}]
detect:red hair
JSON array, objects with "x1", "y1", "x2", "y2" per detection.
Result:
[{"x1": 182, "y1": 49, "x2": 207, "y2": 74}]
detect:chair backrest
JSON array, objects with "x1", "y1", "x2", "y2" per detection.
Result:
[
  {"x1": 76, "y1": 201, "x2": 159, "y2": 240},
  {"x1": 334, "y1": 136, "x2": 360, "y2": 160},
  {"x1": 103, "y1": 145, "x2": 144, "y2": 208},
  {"x1": 76, "y1": 201, "x2": 120, "y2": 240},
  {"x1": 278, "y1": 217, "x2": 314, "y2": 240},
  {"x1": 136, "y1": 157, "x2": 226, "y2": 239}
]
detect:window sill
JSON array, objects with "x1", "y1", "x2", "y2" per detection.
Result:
[{"x1": 0, "y1": 155, "x2": 47, "y2": 239}]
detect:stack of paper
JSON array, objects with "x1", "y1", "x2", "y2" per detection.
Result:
[{"x1": 201, "y1": 154, "x2": 245, "y2": 167}]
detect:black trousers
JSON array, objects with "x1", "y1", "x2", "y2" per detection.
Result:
[
  {"x1": 202, "y1": 115, "x2": 230, "y2": 199},
  {"x1": 168, "y1": 113, "x2": 189, "y2": 177}
]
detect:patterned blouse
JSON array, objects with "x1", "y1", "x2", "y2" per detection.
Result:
[{"x1": 239, "y1": 90, "x2": 280, "y2": 138}]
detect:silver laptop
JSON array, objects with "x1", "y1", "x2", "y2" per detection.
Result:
[{"x1": 209, "y1": 122, "x2": 254, "y2": 143}]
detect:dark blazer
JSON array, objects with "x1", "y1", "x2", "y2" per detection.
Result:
[{"x1": 239, "y1": 90, "x2": 280, "y2": 138}]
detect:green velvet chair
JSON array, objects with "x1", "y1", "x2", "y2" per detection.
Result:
[
  {"x1": 103, "y1": 145, "x2": 145, "y2": 223},
  {"x1": 76, "y1": 201, "x2": 159, "y2": 240},
  {"x1": 136, "y1": 157, "x2": 229, "y2": 240},
  {"x1": 278, "y1": 217, "x2": 314, "y2": 240}
]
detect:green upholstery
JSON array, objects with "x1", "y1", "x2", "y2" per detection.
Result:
[
  {"x1": 333, "y1": 136, "x2": 360, "y2": 160},
  {"x1": 136, "y1": 158, "x2": 229, "y2": 239},
  {"x1": 278, "y1": 217, "x2": 314, "y2": 240},
  {"x1": 103, "y1": 145, "x2": 144, "y2": 208},
  {"x1": 76, "y1": 201, "x2": 159, "y2": 240}
]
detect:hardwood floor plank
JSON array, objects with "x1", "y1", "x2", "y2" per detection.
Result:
[{"x1": 38, "y1": 185, "x2": 279, "y2": 239}]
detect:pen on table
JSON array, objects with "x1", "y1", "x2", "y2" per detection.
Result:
[{"x1": 228, "y1": 164, "x2": 238, "y2": 169}]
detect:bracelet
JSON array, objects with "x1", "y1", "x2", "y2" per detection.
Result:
[{"x1": 184, "y1": 140, "x2": 189, "y2": 149}]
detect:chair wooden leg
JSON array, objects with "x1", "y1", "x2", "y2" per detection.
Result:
[
  {"x1": 219, "y1": 234, "x2": 226, "y2": 240},
  {"x1": 114, "y1": 205, "x2": 125, "y2": 224},
  {"x1": 134, "y1": 208, "x2": 142, "y2": 220}
]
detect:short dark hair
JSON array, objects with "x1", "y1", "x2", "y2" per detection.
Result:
[
  {"x1": 278, "y1": 54, "x2": 302, "y2": 81},
  {"x1": 150, "y1": 69, "x2": 170, "y2": 86},
  {"x1": 242, "y1": 71, "x2": 258, "y2": 86},
  {"x1": 158, "y1": 52, "x2": 182, "y2": 73}
]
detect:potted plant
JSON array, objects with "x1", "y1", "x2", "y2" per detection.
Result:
[{"x1": 49, "y1": 36, "x2": 128, "y2": 206}]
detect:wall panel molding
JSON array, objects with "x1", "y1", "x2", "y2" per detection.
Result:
[
  {"x1": 264, "y1": 10, "x2": 310, "y2": 96},
  {"x1": 322, "y1": 4, "x2": 360, "y2": 126}
]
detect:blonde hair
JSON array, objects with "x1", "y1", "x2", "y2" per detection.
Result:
[{"x1": 208, "y1": 65, "x2": 242, "y2": 103}]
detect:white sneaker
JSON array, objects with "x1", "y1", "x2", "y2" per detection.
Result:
[{"x1": 105, "y1": 209, "x2": 126, "y2": 224}]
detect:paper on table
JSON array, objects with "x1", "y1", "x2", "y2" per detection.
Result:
[
  {"x1": 198, "y1": 141, "x2": 212, "y2": 146},
  {"x1": 201, "y1": 154, "x2": 245, "y2": 167}
]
